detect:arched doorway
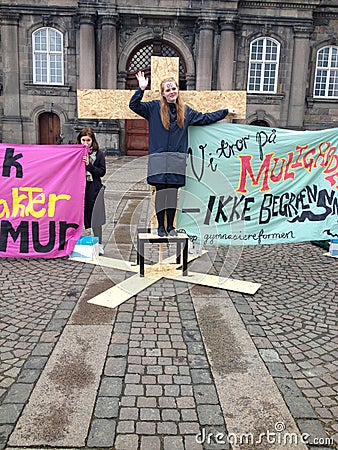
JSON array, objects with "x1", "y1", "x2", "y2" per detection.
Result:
[
  {"x1": 250, "y1": 119, "x2": 270, "y2": 127},
  {"x1": 39, "y1": 112, "x2": 61, "y2": 144},
  {"x1": 125, "y1": 40, "x2": 187, "y2": 156}
]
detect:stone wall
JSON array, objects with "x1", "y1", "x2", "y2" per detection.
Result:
[{"x1": 0, "y1": 0, "x2": 337, "y2": 147}]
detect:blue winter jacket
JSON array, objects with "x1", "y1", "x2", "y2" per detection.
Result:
[{"x1": 129, "y1": 87, "x2": 229, "y2": 186}]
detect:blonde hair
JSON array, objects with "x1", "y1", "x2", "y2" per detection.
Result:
[{"x1": 159, "y1": 78, "x2": 185, "y2": 130}]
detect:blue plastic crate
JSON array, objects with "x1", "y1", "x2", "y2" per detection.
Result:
[
  {"x1": 75, "y1": 236, "x2": 99, "y2": 246},
  {"x1": 70, "y1": 236, "x2": 99, "y2": 259},
  {"x1": 329, "y1": 239, "x2": 338, "y2": 257}
]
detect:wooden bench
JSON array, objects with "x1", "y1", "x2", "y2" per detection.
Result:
[{"x1": 137, "y1": 231, "x2": 189, "y2": 277}]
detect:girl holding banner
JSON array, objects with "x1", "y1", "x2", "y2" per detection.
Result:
[
  {"x1": 76, "y1": 128, "x2": 106, "y2": 255},
  {"x1": 129, "y1": 71, "x2": 237, "y2": 237}
]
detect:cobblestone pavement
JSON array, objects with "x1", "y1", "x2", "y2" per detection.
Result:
[
  {"x1": 213, "y1": 243, "x2": 338, "y2": 446},
  {"x1": 0, "y1": 157, "x2": 337, "y2": 449}
]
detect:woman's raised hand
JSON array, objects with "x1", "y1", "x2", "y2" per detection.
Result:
[{"x1": 136, "y1": 71, "x2": 149, "y2": 91}]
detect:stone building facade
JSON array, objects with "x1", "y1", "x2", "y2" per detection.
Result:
[{"x1": 0, "y1": 0, "x2": 337, "y2": 154}]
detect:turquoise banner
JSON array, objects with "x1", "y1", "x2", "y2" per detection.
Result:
[{"x1": 177, "y1": 123, "x2": 338, "y2": 245}]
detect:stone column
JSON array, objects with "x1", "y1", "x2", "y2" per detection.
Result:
[
  {"x1": 196, "y1": 19, "x2": 216, "y2": 90},
  {"x1": 1, "y1": 11, "x2": 23, "y2": 142},
  {"x1": 117, "y1": 70, "x2": 127, "y2": 154},
  {"x1": 185, "y1": 73, "x2": 195, "y2": 90},
  {"x1": 217, "y1": 15, "x2": 237, "y2": 90},
  {"x1": 117, "y1": 71, "x2": 127, "y2": 90},
  {"x1": 287, "y1": 25, "x2": 313, "y2": 128},
  {"x1": 78, "y1": 14, "x2": 96, "y2": 89},
  {"x1": 100, "y1": 15, "x2": 118, "y2": 89}
]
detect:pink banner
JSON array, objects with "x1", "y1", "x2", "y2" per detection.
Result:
[{"x1": 0, "y1": 143, "x2": 88, "y2": 258}]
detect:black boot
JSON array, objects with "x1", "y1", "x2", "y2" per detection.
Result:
[
  {"x1": 166, "y1": 208, "x2": 177, "y2": 236},
  {"x1": 155, "y1": 188, "x2": 167, "y2": 237},
  {"x1": 158, "y1": 226, "x2": 167, "y2": 237}
]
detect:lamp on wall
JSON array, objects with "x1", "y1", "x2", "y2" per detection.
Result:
[{"x1": 56, "y1": 133, "x2": 64, "y2": 144}]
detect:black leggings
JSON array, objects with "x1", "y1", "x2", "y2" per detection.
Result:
[{"x1": 154, "y1": 185, "x2": 178, "y2": 230}]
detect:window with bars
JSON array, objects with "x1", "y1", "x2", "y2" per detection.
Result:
[
  {"x1": 247, "y1": 37, "x2": 280, "y2": 93},
  {"x1": 314, "y1": 46, "x2": 338, "y2": 98},
  {"x1": 33, "y1": 27, "x2": 64, "y2": 85},
  {"x1": 127, "y1": 42, "x2": 185, "y2": 76}
]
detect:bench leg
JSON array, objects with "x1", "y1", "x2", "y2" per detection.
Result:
[
  {"x1": 176, "y1": 242, "x2": 181, "y2": 265},
  {"x1": 182, "y1": 239, "x2": 188, "y2": 276},
  {"x1": 136, "y1": 235, "x2": 140, "y2": 265},
  {"x1": 139, "y1": 241, "x2": 145, "y2": 277}
]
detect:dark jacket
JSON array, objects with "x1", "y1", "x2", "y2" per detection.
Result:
[
  {"x1": 129, "y1": 87, "x2": 229, "y2": 186},
  {"x1": 84, "y1": 149, "x2": 106, "y2": 229}
]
